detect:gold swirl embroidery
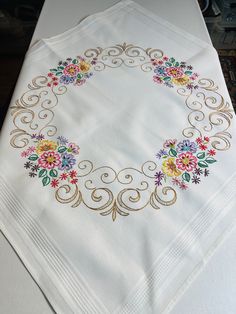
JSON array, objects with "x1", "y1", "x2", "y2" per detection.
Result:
[
  {"x1": 10, "y1": 44, "x2": 234, "y2": 220},
  {"x1": 55, "y1": 160, "x2": 177, "y2": 221},
  {"x1": 10, "y1": 76, "x2": 67, "y2": 148},
  {"x1": 179, "y1": 78, "x2": 233, "y2": 151},
  {"x1": 84, "y1": 43, "x2": 163, "y2": 72}
]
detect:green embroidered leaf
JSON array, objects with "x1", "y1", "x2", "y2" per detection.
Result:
[
  {"x1": 58, "y1": 66, "x2": 64, "y2": 70},
  {"x1": 162, "y1": 155, "x2": 168, "y2": 159},
  {"x1": 72, "y1": 59, "x2": 78, "y2": 64},
  {"x1": 163, "y1": 76, "x2": 171, "y2": 81},
  {"x1": 165, "y1": 62, "x2": 172, "y2": 67},
  {"x1": 185, "y1": 71, "x2": 192, "y2": 76},
  {"x1": 56, "y1": 71, "x2": 63, "y2": 76},
  {"x1": 77, "y1": 73, "x2": 83, "y2": 79},
  {"x1": 28, "y1": 154, "x2": 38, "y2": 161},
  {"x1": 57, "y1": 146, "x2": 67, "y2": 153},
  {"x1": 49, "y1": 169, "x2": 58, "y2": 178},
  {"x1": 49, "y1": 68, "x2": 57, "y2": 72},
  {"x1": 39, "y1": 169, "x2": 47, "y2": 178},
  {"x1": 169, "y1": 148, "x2": 177, "y2": 157},
  {"x1": 198, "y1": 161, "x2": 208, "y2": 168},
  {"x1": 42, "y1": 176, "x2": 50, "y2": 186},
  {"x1": 205, "y1": 157, "x2": 217, "y2": 164},
  {"x1": 197, "y1": 152, "x2": 205, "y2": 159},
  {"x1": 174, "y1": 62, "x2": 179, "y2": 66},
  {"x1": 169, "y1": 57, "x2": 175, "y2": 63},
  {"x1": 182, "y1": 172, "x2": 190, "y2": 182}
]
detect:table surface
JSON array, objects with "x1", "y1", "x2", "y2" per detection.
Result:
[{"x1": 1, "y1": 1, "x2": 236, "y2": 313}]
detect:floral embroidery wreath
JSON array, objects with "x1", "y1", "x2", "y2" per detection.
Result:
[{"x1": 10, "y1": 43, "x2": 233, "y2": 221}]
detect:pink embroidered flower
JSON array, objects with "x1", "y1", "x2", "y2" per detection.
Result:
[
  {"x1": 21, "y1": 150, "x2": 29, "y2": 157},
  {"x1": 163, "y1": 139, "x2": 177, "y2": 148},
  {"x1": 27, "y1": 146, "x2": 36, "y2": 154},
  {"x1": 63, "y1": 64, "x2": 80, "y2": 77},
  {"x1": 153, "y1": 76, "x2": 162, "y2": 84},
  {"x1": 204, "y1": 136, "x2": 210, "y2": 143},
  {"x1": 163, "y1": 56, "x2": 169, "y2": 61},
  {"x1": 179, "y1": 181, "x2": 188, "y2": 190},
  {"x1": 176, "y1": 152, "x2": 197, "y2": 172},
  {"x1": 38, "y1": 151, "x2": 61, "y2": 169},
  {"x1": 67, "y1": 142, "x2": 80, "y2": 154},
  {"x1": 166, "y1": 66, "x2": 184, "y2": 78}
]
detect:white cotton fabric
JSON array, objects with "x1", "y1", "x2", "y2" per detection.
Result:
[{"x1": 0, "y1": 1, "x2": 236, "y2": 313}]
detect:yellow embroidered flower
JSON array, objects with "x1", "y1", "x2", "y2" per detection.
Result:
[
  {"x1": 79, "y1": 61, "x2": 90, "y2": 73},
  {"x1": 172, "y1": 75, "x2": 190, "y2": 86},
  {"x1": 36, "y1": 140, "x2": 58, "y2": 155},
  {"x1": 162, "y1": 157, "x2": 181, "y2": 177}
]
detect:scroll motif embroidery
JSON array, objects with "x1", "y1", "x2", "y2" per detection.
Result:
[{"x1": 10, "y1": 43, "x2": 234, "y2": 221}]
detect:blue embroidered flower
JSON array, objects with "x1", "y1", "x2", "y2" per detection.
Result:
[
  {"x1": 59, "y1": 75, "x2": 75, "y2": 85},
  {"x1": 156, "y1": 149, "x2": 168, "y2": 159},
  {"x1": 176, "y1": 139, "x2": 197, "y2": 153},
  {"x1": 154, "y1": 66, "x2": 167, "y2": 77},
  {"x1": 59, "y1": 153, "x2": 76, "y2": 171}
]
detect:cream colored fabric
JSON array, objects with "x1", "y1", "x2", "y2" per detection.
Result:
[{"x1": 0, "y1": 1, "x2": 235, "y2": 313}]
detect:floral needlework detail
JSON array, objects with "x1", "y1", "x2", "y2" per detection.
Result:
[
  {"x1": 152, "y1": 56, "x2": 199, "y2": 89},
  {"x1": 47, "y1": 56, "x2": 96, "y2": 88},
  {"x1": 10, "y1": 43, "x2": 233, "y2": 221},
  {"x1": 21, "y1": 134, "x2": 80, "y2": 188},
  {"x1": 155, "y1": 137, "x2": 217, "y2": 190}
]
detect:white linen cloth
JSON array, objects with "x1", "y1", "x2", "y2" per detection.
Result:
[{"x1": 0, "y1": 1, "x2": 236, "y2": 313}]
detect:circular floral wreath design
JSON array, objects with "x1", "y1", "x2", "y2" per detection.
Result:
[{"x1": 10, "y1": 43, "x2": 233, "y2": 221}]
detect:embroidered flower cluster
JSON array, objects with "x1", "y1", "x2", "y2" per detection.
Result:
[
  {"x1": 47, "y1": 56, "x2": 97, "y2": 88},
  {"x1": 21, "y1": 134, "x2": 80, "y2": 188},
  {"x1": 152, "y1": 56, "x2": 199, "y2": 89},
  {"x1": 155, "y1": 137, "x2": 217, "y2": 190}
]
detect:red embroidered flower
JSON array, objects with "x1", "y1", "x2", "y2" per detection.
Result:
[
  {"x1": 196, "y1": 137, "x2": 202, "y2": 144},
  {"x1": 199, "y1": 143, "x2": 207, "y2": 150},
  {"x1": 60, "y1": 173, "x2": 68, "y2": 180},
  {"x1": 51, "y1": 179, "x2": 59, "y2": 188},
  {"x1": 69, "y1": 170, "x2": 77, "y2": 178},
  {"x1": 208, "y1": 149, "x2": 216, "y2": 156},
  {"x1": 204, "y1": 136, "x2": 210, "y2": 143},
  {"x1": 71, "y1": 178, "x2": 78, "y2": 184},
  {"x1": 48, "y1": 73, "x2": 53, "y2": 77},
  {"x1": 153, "y1": 76, "x2": 162, "y2": 84},
  {"x1": 163, "y1": 56, "x2": 169, "y2": 61}
]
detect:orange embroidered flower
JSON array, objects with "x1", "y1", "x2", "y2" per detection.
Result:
[{"x1": 36, "y1": 140, "x2": 57, "y2": 155}]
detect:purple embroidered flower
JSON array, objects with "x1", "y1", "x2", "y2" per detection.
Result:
[
  {"x1": 154, "y1": 66, "x2": 167, "y2": 77},
  {"x1": 59, "y1": 153, "x2": 76, "y2": 171},
  {"x1": 59, "y1": 75, "x2": 75, "y2": 85},
  {"x1": 176, "y1": 139, "x2": 197, "y2": 154},
  {"x1": 164, "y1": 82, "x2": 174, "y2": 88},
  {"x1": 31, "y1": 133, "x2": 37, "y2": 139},
  {"x1": 194, "y1": 168, "x2": 203, "y2": 176},
  {"x1": 204, "y1": 169, "x2": 210, "y2": 177},
  {"x1": 36, "y1": 134, "x2": 44, "y2": 141},
  {"x1": 155, "y1": 171, "x2": 165, "y2": 186},
  {"x1": 24, "y1": 161, "x2": 33, "y2": 169},
  {"x1": 192, "y1": 175, "x2": 200, "y2": 184},
  {"x1": 29, "y1": 172, "x2": 37, "y2": 178},
  {"x1": 156, "y1": 149, "x2": 168, "y2": 159},
  {"x1": 57, "y1": 136, "x2": 68, "y2": 145}
]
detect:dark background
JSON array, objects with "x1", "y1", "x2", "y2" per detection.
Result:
[{"x1": 0, "y1": 0, "x2": 235, "y2": 129}]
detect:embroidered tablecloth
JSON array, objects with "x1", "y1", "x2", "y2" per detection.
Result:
[{"x1": 0, "y1": 1, "x2": 236, "y2": 313}]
